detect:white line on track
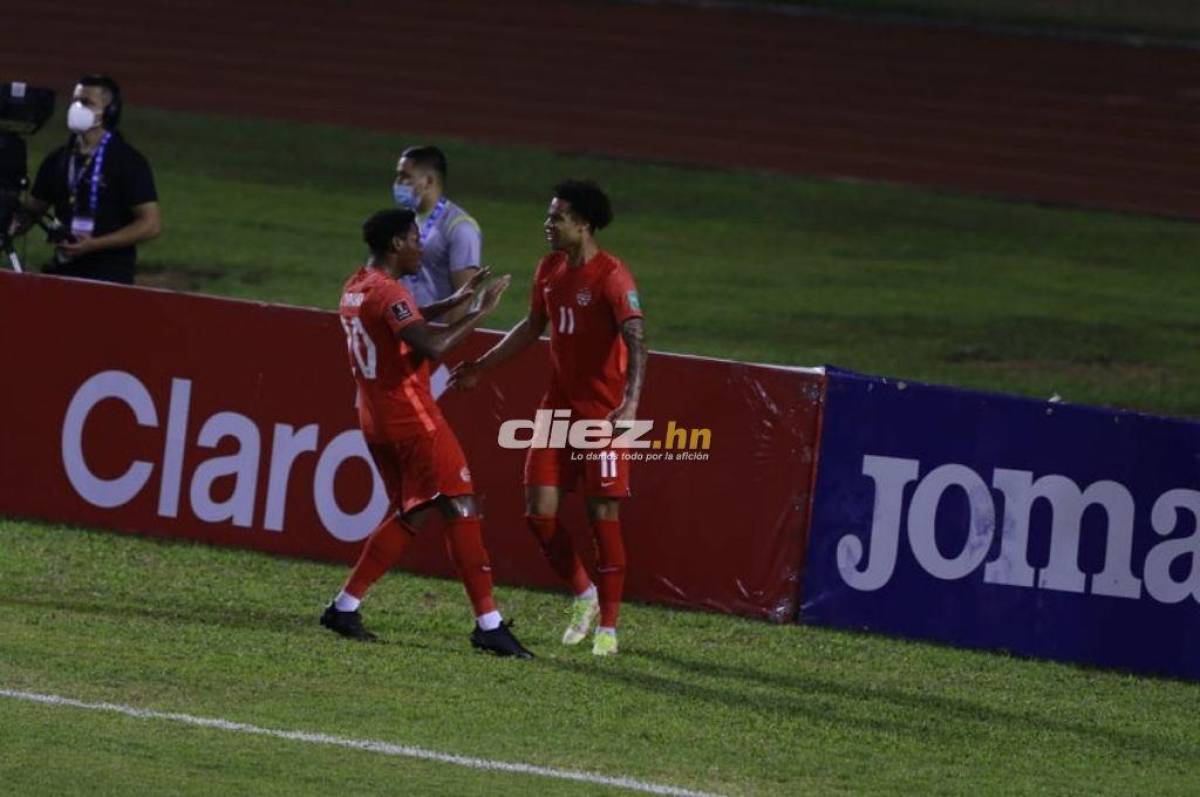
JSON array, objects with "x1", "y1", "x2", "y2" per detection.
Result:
[{"x1": 1, "y1": 688, "x2": 724, "y2": 797}]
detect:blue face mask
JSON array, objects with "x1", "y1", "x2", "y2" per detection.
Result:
[{"x1": 393, "y1": 183, "x2": 419, "y2": 210}]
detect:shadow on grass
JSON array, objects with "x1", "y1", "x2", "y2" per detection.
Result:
[
  {"x1": 607, "y1": 647, "x2": 1199, "y2": 766},
  {"x1": 8, "y1": 591, "x2": 1196, "y2": 767},
  {"x1": 3, "y1": 590, "x2": 540, "y2": 657},
  {"x1": 0, "y1": 595, "x2": 473, "y2": 656}
]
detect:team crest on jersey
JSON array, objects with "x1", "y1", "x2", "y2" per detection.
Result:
[
  {"x1": 390, "y1": 299, "x2": 413, "y2": 322},
  {"x1": 460, "y1": 466, "x2": 472, "y2": 483},
  {"x1": 576, "y1": 289, "x2": 592, "y2": 307}
]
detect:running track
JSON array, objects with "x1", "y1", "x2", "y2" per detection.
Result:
[{"x1": 4, "y1": 0, "x2": 1198, "y2": 218}]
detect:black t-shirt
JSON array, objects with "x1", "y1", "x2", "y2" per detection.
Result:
[{"x1": 32, "y1": 131, "x2": 157, "y2": 284}]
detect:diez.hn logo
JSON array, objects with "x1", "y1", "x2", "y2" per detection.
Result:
[{"x1": 497, "y1": 409, "x2": 711, "y2": 453}]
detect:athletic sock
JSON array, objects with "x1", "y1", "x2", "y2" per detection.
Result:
[
  {"x1": 576, "y1": 585, "x2": 598, "y2": 601},
  {"x1": 333, "y1": 591, "x2": 361, "y2": 612},
  {"x1": 476, "y1": 610, "x2": 502, "y2": 631},
  {"x1": 445, "y1": 516, "x2": 497, "y2": 616},
  {"x1": 591, "y1": 518, "x2": 626, "y2": 628},
  {"x1": 343, "y1": 514, "x2": 417, "y2": 599},
  {"x1": 526, "y1": 515, "x2": 593, "y2": 594}
]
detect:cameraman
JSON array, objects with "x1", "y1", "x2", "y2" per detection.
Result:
[{"x1": 13, "y1": 75, "x2": 160, "y2": 284}]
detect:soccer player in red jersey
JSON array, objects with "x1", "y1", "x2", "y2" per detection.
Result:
[
  {"x1": 320, "y1": 208, "x2": 533, "y2": 658},
  {"x1": 452, "y1": 180, "x2": 647, "y2": 656}
]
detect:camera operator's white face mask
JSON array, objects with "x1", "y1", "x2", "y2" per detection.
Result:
[{"x1": 67, "y1": 101, "x2": 99, "y2": 133}]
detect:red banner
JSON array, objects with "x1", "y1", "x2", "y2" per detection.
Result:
[{"x1": 0, "y1": 272, "x2": 822, "y2": 619}]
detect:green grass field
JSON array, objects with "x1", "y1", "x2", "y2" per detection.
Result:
[
  {"x1": 5, "y1": 101, "x2": 1200, "y2": 794},
  {"x1": 2, "y1": 521, "x2": 1198, "y2": 795}
]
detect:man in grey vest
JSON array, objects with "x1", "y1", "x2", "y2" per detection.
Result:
[{"x1": 392, "y1": 146, "x2": 481, "y2": 321}]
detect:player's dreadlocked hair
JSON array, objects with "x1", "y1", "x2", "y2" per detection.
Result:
[
  {"x1": 363, "y1": 209, "x2": 416, "y2": 256},
  {"x1": 553, "y1": 179, "x2": 613, "y2": 232}
]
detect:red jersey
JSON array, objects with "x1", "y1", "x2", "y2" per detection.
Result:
[
  {"x1": 530, "y1": 250, "x2": 643, "y2": 419},
  {"x1": 339, "y1": 267, "x2": 445, "y2": 442}
]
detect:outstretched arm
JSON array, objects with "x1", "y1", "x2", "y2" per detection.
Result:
[
  {"x1": 608, "y1": 318, "x2": 647, "y2": 423},
  {"x1": 450, "y1": 306, "x2": 548, "y2": 389},
  {"x1": 399, "y1": 275, "x2": 510, "y2": 361},
  {"x1": 421, "y1": 266, "x2": 488, "y2": 321}
]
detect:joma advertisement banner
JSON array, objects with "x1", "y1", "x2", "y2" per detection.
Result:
[
  {"x1": 802, "y1": 368, "x2": 1200, "y2": 680},
  {"x1": 0, "y1": 272, "x2": 822, "y2": 620}
]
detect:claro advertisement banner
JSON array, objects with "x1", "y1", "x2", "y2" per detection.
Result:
[
  {"x1": 0, "y1": 272, "x2": 822, "y2": 620},
  {"x1": 802, "y1": 368, "x2": 1200, "y2": 679}
]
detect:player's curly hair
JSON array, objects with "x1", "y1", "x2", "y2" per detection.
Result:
[
  {"x1": 553, "y1": 179, "x2": 613, "y2": 232},
  {"x1": 363, "y1": 209, "x2": 416, "y2": 256}
]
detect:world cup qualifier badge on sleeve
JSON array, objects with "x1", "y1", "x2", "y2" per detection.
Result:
[{"x1": 391, "y1": 299, "x2": 413, "y2": 322}]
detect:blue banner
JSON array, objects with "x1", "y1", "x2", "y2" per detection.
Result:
[{"x1": 802, "y1": 368, "x2": 1200, "y2": 680}]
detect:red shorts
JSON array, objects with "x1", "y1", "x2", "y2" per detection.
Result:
[
  {"x1": 524, "y1": 444, "x2": 631, "y2": 498},
  {"x1": 369, "y1": 423, "x2": 473, "y2": 515}
]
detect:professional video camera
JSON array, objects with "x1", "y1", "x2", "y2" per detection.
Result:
[{"x1": 0, "y1": 80, "x2": 56, "y2": 271}]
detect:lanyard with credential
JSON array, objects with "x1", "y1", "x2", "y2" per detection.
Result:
[
  {"x1": 418, "y1": 197, "x2": 449, "y2": 244},
  {"x1": 67, "y1": 131, "x2": 112, "y2": 216}
]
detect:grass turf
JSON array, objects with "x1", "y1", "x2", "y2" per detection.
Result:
[
  {"x1": 1, "y1": 519, "x2": 1198, "y2": 795},
  {"x1": 14, "y1": 106, "x2": 1200, "y2": 418}
]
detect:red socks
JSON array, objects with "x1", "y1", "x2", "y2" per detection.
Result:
[
  {"x1": 444, "y1": 516, "x2": 497, "y2": 616},
  {"x1": 346, "y1": 513, "x2": 497, "y2": 618},
  {"x1": 591, "y1": 518, "x2": 626, "y2": 628},
  {"x1": 344, "y1": 514, "x2": 416, "y2": 598},
  {"x1": 527, "y1": 514, "x2": 625, "y2": 626},
  {"x1": 348, "y1": 512, "x2": 620, "y2": 626},
  {"x1": 526, "y1": 515, "x2": 593, "y2": 595}
]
